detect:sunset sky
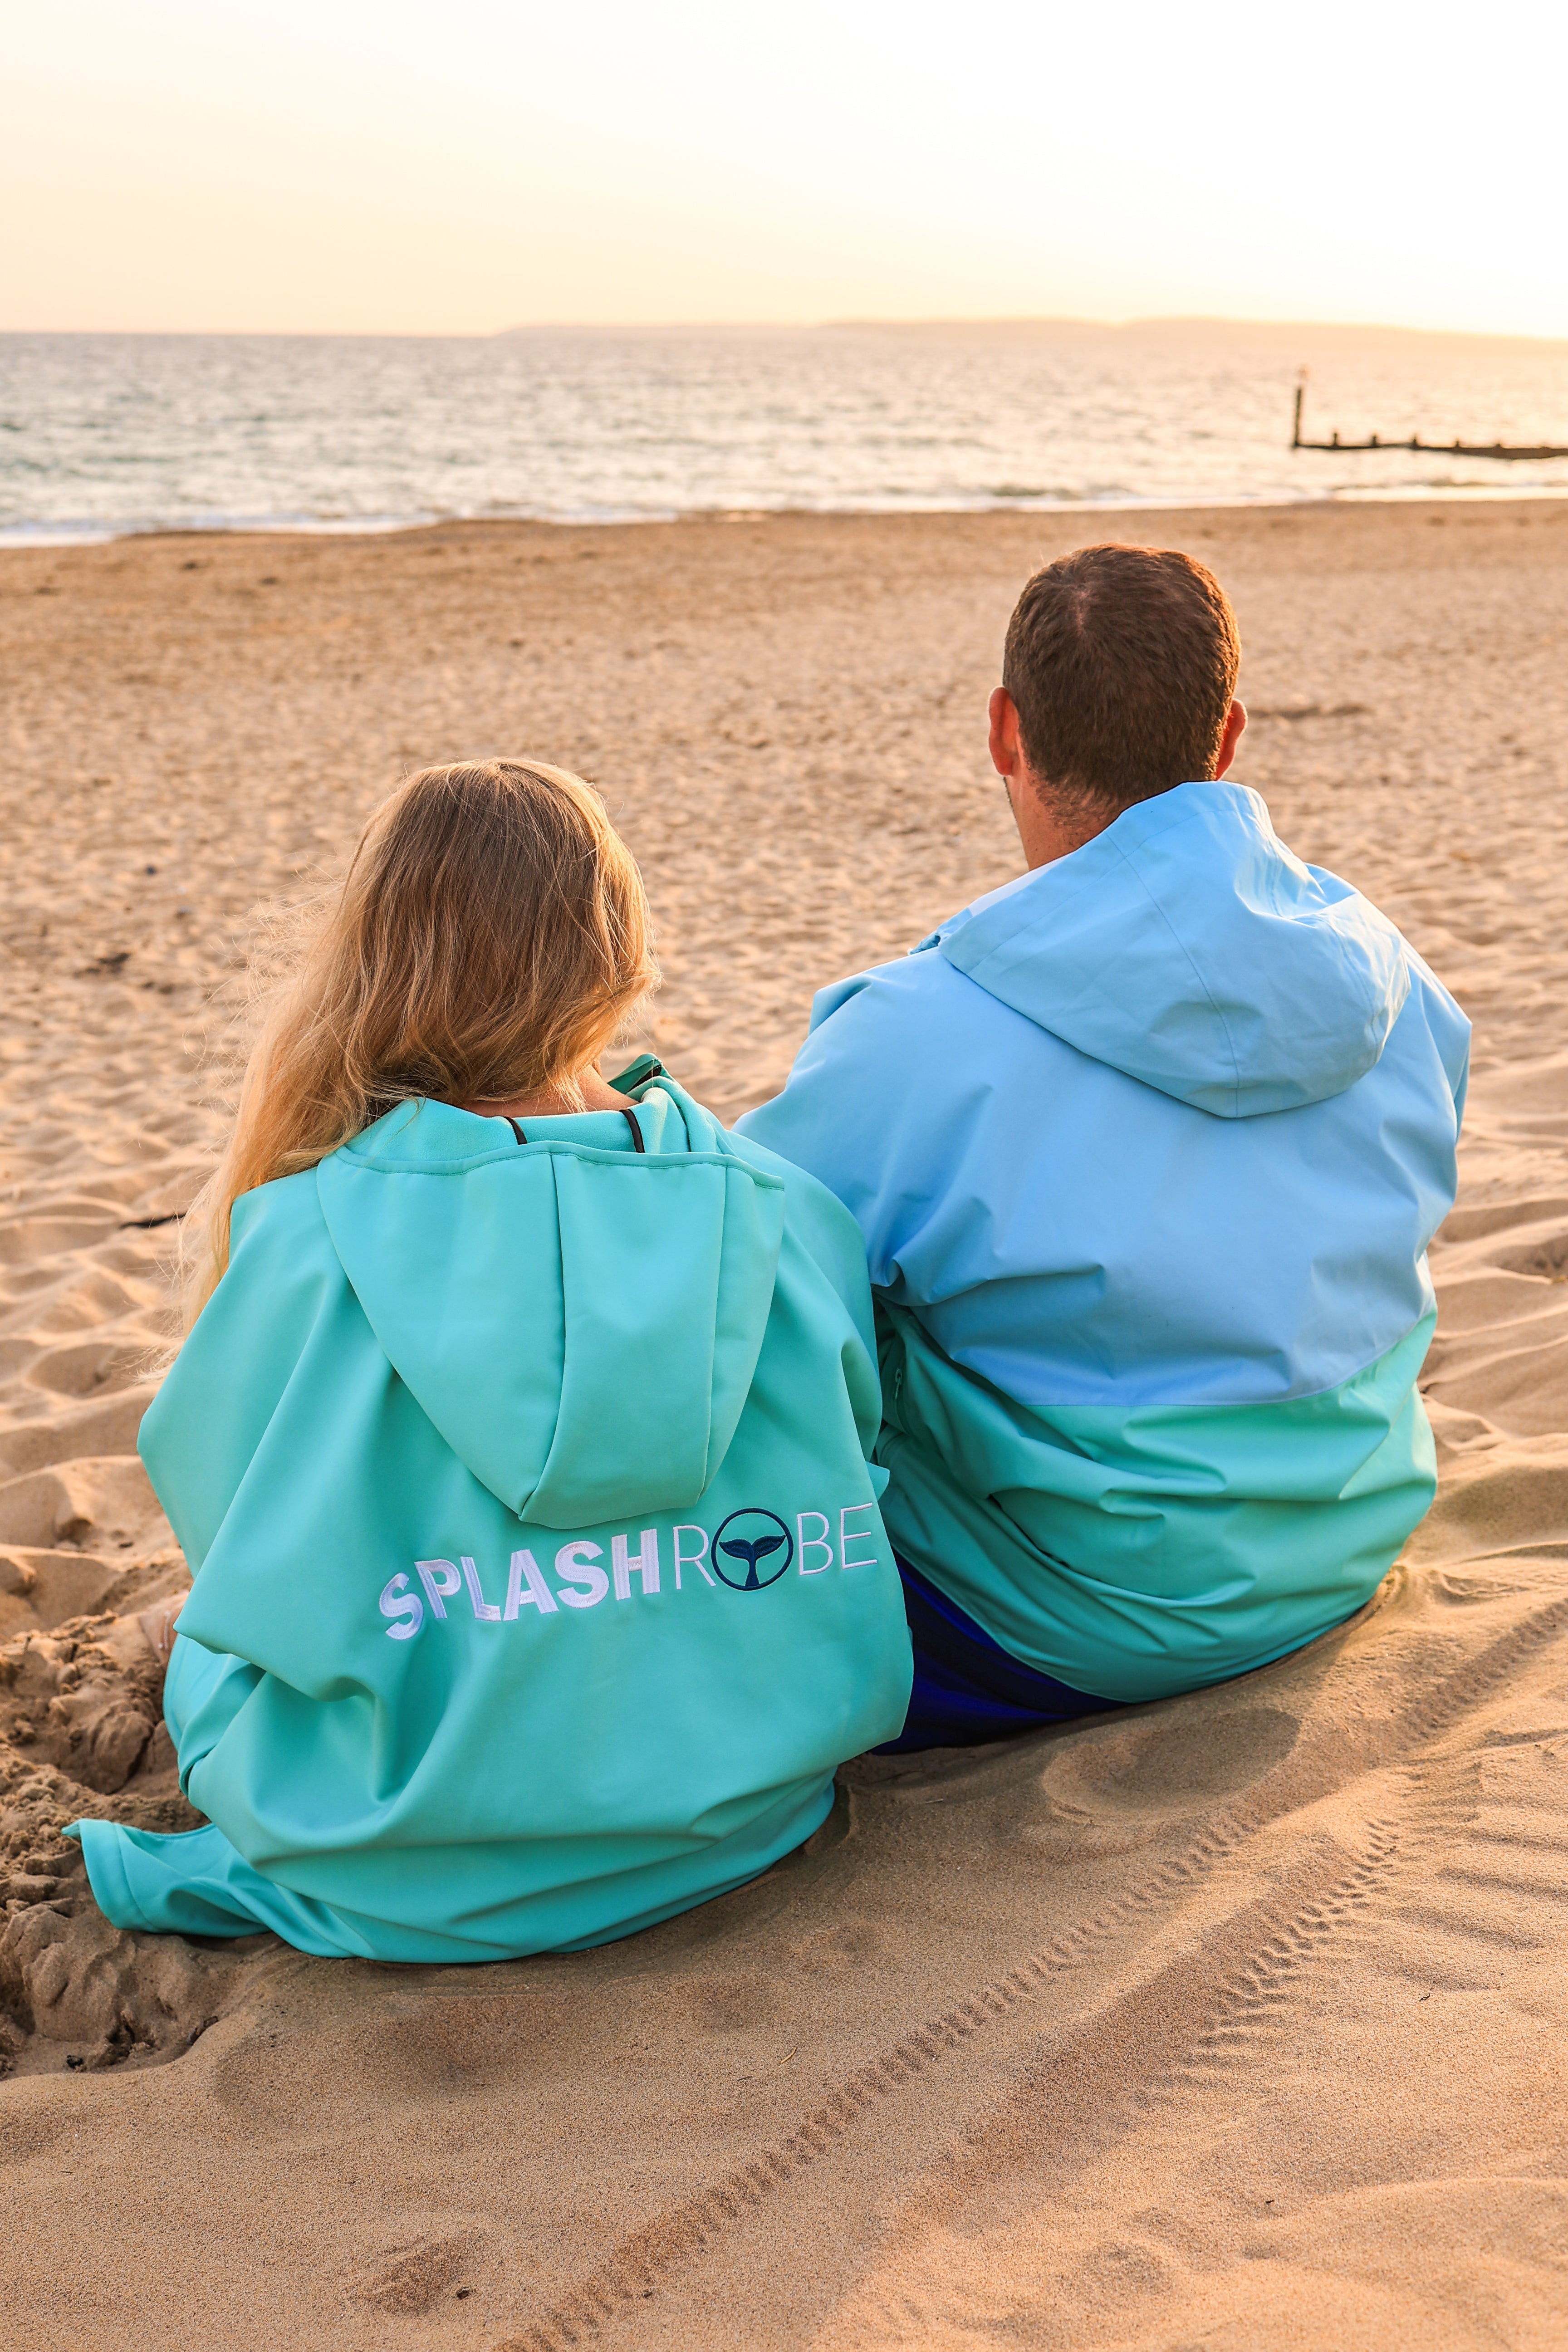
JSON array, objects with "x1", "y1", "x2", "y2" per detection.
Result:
[{"x1": 6, "y1": 0, "x2": 1564, "y2": 340}]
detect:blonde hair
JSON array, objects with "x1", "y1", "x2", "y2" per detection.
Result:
[{"x1": 186, "y1": 759, "x2": 657, "y2": 1322}]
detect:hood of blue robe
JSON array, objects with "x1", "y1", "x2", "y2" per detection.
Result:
[{"x1": 926, "y1": 783, "x2": 1410, "y2": 1118}]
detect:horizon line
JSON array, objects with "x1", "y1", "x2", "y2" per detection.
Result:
[{"x1": 4, "y1": 314, "x2": 1568, "y2": 348}]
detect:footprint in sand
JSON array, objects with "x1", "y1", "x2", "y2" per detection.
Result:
[{"x1": 1041, "y1": 1703, "x2": 1301, "y2": 1821}]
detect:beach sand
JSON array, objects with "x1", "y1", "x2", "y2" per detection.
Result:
[{"x1": 2, "y1": 500, "x2": 1567, "y2": 2347}]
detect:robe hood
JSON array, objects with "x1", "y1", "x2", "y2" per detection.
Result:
[
  {"x1": 311, "y1": 1085, "x2": 785, "y2": 1529},
  {"x1": 928, "y1": 782, "x2": 1410, "y2": 1118}
]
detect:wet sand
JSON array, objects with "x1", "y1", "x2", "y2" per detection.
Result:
[{"x1": 2, "y1": 500, "x2": 1567, "y2": 2347}]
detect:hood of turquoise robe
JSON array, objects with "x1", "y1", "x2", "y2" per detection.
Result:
[{"x1": 317, "y1": 1088, "x2": 785, "y2": 1528}]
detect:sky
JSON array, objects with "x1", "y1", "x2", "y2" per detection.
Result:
[{"x1": 4, "y1": 0, "x2": 1564, "y2": 340}]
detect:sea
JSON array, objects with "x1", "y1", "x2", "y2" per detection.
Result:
[{"x1": 3, "y1": 319, "x2": 1566, "y2": 547}]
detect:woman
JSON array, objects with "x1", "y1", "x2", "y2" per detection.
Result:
[{"x1": 71, "y1": 761, "x2": 912, "y2": 1960}]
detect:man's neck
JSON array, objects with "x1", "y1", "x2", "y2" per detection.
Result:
[
  {"x1": 990, "y1": 695, "x2": 1245, "y2": 872},
  {"x1": 1006, "y1": 772, "x2": 1118, "y2": 871}
]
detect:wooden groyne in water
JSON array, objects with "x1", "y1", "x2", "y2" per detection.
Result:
[{"x1": 1291, "y1": 382, "x2": 1568, "y2": 461}]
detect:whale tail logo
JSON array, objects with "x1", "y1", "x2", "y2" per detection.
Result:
[{"x1": 718, "y1": 1533, "x2": 787, "y2": 1591}]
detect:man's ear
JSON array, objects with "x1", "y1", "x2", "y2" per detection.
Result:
[
  {"x1": 1214, "y1": 699, "x2": 1247, "y2": 779},
  {"x1": 990, "y1": 686, "x2": 1023, "y2": 779}
]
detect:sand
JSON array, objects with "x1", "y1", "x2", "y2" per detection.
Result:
[{"x1": 1, "y1": 500, "x2": 1567, "y2": 2347}]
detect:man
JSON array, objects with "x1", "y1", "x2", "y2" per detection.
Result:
[{"x1": 738, "y1": 543, "x2": 1469, "y2": 1749}]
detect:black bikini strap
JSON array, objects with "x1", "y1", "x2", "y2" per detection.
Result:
[{"x1": 507, "y1": 1117, "x2": 527, "y2": 1146}]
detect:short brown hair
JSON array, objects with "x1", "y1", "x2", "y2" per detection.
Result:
[{"x1": 1002, "y1": 544, "x2": 1240, "y2": 810}]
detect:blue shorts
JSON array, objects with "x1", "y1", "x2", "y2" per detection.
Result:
[{"x1": 880, "y1": 1555, "x2": 1123, "y2": 1752}]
